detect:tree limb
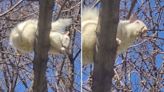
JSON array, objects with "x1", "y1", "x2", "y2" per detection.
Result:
[
  {"x1": 93, "y1": 0, "x2": 120, "y2": 92},
  {"x1": 33, "y1": 0, "x2": 54, "y2": 92}
]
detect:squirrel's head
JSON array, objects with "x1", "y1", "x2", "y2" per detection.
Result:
[
  {"x1": 126, "y1": 15, "x2": 148, "y2": 37},
  {"x1": 62, "y1": 32, "x2": 70, "y2": 48}
]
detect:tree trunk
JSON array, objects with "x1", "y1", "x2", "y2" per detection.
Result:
[
  {"x1": 93, "y1": 0, "x2": 120, "y2": 92},
  {"x1": 33, "y1": 0, "x2": 54, "y2": 92}
]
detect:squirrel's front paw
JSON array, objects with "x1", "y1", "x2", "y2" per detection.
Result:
[{"x1": 61, "y1": 47, "x2": 65, "y2": 51}]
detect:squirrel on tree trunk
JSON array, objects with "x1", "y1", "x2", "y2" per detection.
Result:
[
  {"x1": 82, "y1": 8, "x2": 148, "y2": 65},
  {"x1": 9, "y1": 18, "x2": 72, "y2": 55}
]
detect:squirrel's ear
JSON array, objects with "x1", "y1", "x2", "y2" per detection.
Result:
[{"x1": 129, "y1": 14, "x2": 137, "y2": 23}]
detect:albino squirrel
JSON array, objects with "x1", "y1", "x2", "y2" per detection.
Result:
[
  {"x1": 9, "y1": 18, "x2": 72, "y2": 54},
  {"x1": 82, "y1": 8, "x2": 148, "y2": 65}
]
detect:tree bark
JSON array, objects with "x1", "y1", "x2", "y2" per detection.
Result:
[
  {"x1": 93, "y1": 0, "x2": 120, "y2": 92},
  {"x1": 33, "y1": 0, "x2": 54, "y2": 92}
]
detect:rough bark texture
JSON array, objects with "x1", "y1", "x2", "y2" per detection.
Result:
[
  {"x1": 33, "y1": 0, "x2": 54, "y2": 92},
  {"x1": 93, "y1": 0, "x2": 120, "y2": 92}
]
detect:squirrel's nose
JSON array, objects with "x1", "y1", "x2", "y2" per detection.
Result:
[
  {"x1": 140, "y1": 27, "x2": 148, "y2": 37},
  {"x1": 142, "y1": 26, "x2": 148, "y2": 33}
]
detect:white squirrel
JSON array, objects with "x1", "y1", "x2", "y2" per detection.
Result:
[
  {"x1": 9, "y1": 18, "x2": 72, "y2": 54},
  {"x1": 49, "y1": 18, "x2": 71, "y2": 54},
  {"x1": 82, "y1": 8, "x2": 148, "y2": 65},
  {"x1": 49, "y1": 31, "x2": 70, "y2": 54}
]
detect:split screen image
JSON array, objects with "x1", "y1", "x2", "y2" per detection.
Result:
[{"x1": 0, "y1": 0, "x2": 163, "y2": 92}]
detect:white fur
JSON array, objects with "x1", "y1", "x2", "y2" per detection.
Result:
[
  {"x1": 82, "y1": 8, "x2": 99, "y2": 64},
  {"x1": 51, "y1": 18, "x2": 72, "y2": 32},
  {"x1": 117, "y1": 19, "x2": 147, "y2": 54},
  {"x1": 9, "y1": 18, "x2": 71, "y2": 54},
  {"x1": 49, "y1": 32, "x2": 70, "y2": 54},
  {"x1": 82, "y1": 8, "x2": 148, "y2": 65},
  {"x1": 82, "y1": 8, "x2": 99, "y2": 22},
  {"x1": 9, "y1": 19, "x2": 37, "y2": 53}
]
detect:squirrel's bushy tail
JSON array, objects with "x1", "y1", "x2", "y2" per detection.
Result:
[
  {"x1": 51, "y1": 18, "x2": 72, "y2": 32},
  {"x1": 82, "y1": 8, "x2": 99, "y2": 21}
]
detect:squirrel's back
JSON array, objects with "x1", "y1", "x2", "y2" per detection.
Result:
[{"x1": 9, "y1": 19, "x2": 37, "y2": 53}]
